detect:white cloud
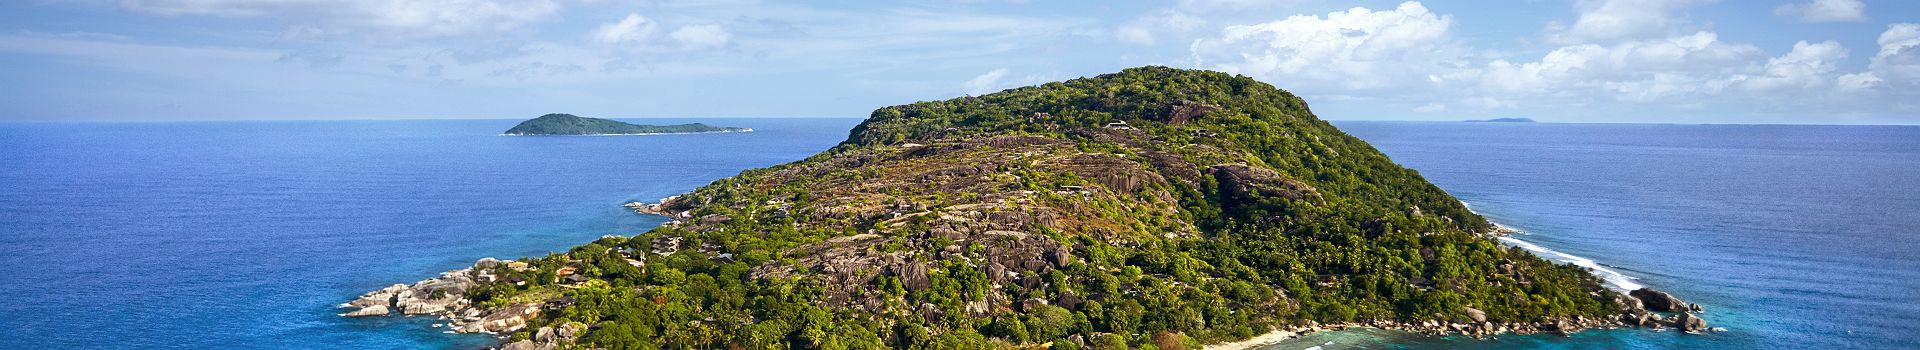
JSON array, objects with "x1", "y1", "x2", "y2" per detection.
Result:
[
  {"x1": 956, "y1": 68, "x2": 1062, "y2": 95},
  {"x1": 1837, "y1": 72, "x2": 1883, "y2": 91},
  {"x1": 1547, "y1": 0, "x2": 1711, "y2": 44},
  {"x1": 1835, "y1": 23, "x2": 1920, "y2": 93},
  {"x1": 118, "y1": 0, "x2": 561, "y2": 40},
  {"x1": 1774, "y1": 0, "x2": 1868, "y2": 23},
  {"x1": 593, "y1": 14, "x2": 660, "y2": 45},
  {"x1": 1178, "y1": 0, "x2": 1899, "y2": 118},
  {"x1": 670, "y1": 25, "x2": 732, "y2": 49},
  {"x1": 590, "y1": 13, "x2": 731, "y2": 51},
  {"x1": 1189, "y1": 2, "x2": 1454, "y2": 89},
  {"x1": 1867, "y1": 23, "x2": 1920, "y2": 84},
  {"x1": 1471, "y1": 32, "x2": 1763, "y2": 100},
  {"x1": 963, "y1": 68, "x2": 1011, "y2": 95},
  {"x1": 1736, "y1": 40, "x2": 1849, "y2": 91}
]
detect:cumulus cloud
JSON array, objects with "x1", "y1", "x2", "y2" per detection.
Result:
[
  {"x1": 592, "y1": 13, "x2": 731, "y2": 51},
  {"x1": 963, "y1": 68, "x2": 1011, "y2": 95},
  {"x1": 593, "y1": 14, "x2": 661, "y2": 45},
  {"x1": 1467, "y1": 31, "x2": 1763, "y2": 100},
  {"x1": 1735, "y1": 40, "x2": 1849, "y2": 91},
  {"x1": 118, "y1": 0, "x2": 560, "y2": 40},
  {"x1": 959, "y1": 68, "x2": 1060, "y2": 95},
  {"x1": 1867, "y1": 23, "x2": 1920, "y2": 84},
  {"x1": 1836, "y1": 72, "x2": 1883, "y2": 91},
  {"x1": 1546, "y1": 0, "x2": 1712, "y2": 44},
  {"x1": 1181, "y1": 0, "x2": 1894, "y2": 117},
  {"x1": 1827, "y1": 23, "x2": 1920, "y2": 93},
  {"x1": 1189, "y1": 2, "x2": 1454, "y2": 89},
  {"x1": 1774, "y1": 0, "x2": 1868, "y2": 23}
]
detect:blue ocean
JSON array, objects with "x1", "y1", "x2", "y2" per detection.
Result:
[
  {"x1": 2, "y1": 120, "x2": 1916, "y2": 349},
  {"x1": 0, "y1": 118, "x2": 861, "y2": 348}
]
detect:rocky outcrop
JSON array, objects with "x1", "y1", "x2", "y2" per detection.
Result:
[
  {"x1": 461, "y1": 303, "x2": 541, "y2": 334},
  {"x1": 1163, "y1": 100, "x2": 1220, "y2": 125},
  {"x1": 1207, "y1": 164, "x2": 1323, "y2": 207},
  {"x1": 1464, "y1": 307, "x2": 1487, "y2": 323},
  {"x1": 1673, "y1": 312, "x2": 1708, "y2": 332},
  {"x1": 342, "y1": 305, "x2": 390, "y2": 317},
  {"x1": 1614, "y1": 288, "x2": 1715, "y2": 333},
  {"x1": 1629, "y1": 288, "x2": 1688, "y2": 312},
  {"x1": 342, "y1": 258, "x2": 520, "y2": 335},
  {"x1": 495, "y1": 340, "x2": 542, "y2": 350}
]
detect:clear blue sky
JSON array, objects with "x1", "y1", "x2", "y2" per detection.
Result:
[{"x1": 1, "y1": 0, "x2": 1915, "y2": 124}]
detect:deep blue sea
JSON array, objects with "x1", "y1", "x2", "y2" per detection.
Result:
[
  {"x1": 0, "y1": 118, "x2": 862, "y2": 348},
  {"x1": 2, "y1": 120, "x2": 1917, "y2": 349}
]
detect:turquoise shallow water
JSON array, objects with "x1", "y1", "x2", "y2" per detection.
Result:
[
  {"x1": 3, "y1": 120, "x2": 1915, "y2": 349},
  {"x1": 0, "y1": 118, "x2": 861, "y2": 348},
  {"x1": 1251, "y1": 122, "x2": 1920, "y2": 349}
]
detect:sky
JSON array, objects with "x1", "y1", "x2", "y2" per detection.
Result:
[{"x1": 0, "y1": 0, "x2": 1917, "y2": 124}]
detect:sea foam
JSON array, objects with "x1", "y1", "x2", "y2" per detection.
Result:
[{"x1": 1496, "y1": 235, "x2": 1644, "y2": 291}]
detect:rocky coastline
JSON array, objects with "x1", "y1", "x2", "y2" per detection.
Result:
[
  {"x1": 348, "y1": 207, "x2": 1719, "y2": 350},
  {"x1": 353, "y1": 195, "x2": 1721, "y2": 350},
  {"x1": 342, "y1": 258, "x2": 584, "y2": 350},
  {"x1": 1211, "y1": 287, "x2": 1719, "y2": 349}
]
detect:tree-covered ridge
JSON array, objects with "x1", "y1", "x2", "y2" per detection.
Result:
[
  {"x1": 456, "y1": 67, "x2": 1628, "y2": 349},
  {"x1": 503, "y1": 113, "x2": 749, "y2": 135}
]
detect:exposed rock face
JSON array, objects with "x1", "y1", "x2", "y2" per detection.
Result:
[
  {"x1": 1623, "y1": 311, "x2": 1663, "y2": 327},
  {"x1": 463, "y1": 303, "x2": 541, "y2": 334},
  {"x1": 1674, "y1": 312, "x2": 1708, "y2": 332},
  {"x1": 1207, "y1": 164, "x2": 1323, "y2": 208},
  {"x1": 342, "y1": 258, "x2": 519, "y2": 335},
  {"x1": 1630, "y1": 288, "x2": 1688, "y2": 312},
  {"x1": 496, "y1": 340, "x2": 541, "y2": 350},
  {"x1": 1464, "y1": 307, "x2": 1487, "y2": 323},
  {"x1": 342, "y1": 305, "x2": 390, "y2": 317},
  {"x1": 1163, "y1": 100, "x2": 1220, "y2": 125},
  {"x1": 1613, "y1": 292, "x2": 1644, "y2": 312}
]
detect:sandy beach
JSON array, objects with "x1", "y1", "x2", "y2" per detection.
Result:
[{"x1": 1205, "y1": 328, "x2": 1303, "y2": 350}]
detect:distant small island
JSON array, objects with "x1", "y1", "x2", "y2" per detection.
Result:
[
  {"x1": 1466, "y1": 117, "x2": 1537, "y2": 123},
  {"x1": 502, "y1": 113, "x2": 751, "y2": 135}
]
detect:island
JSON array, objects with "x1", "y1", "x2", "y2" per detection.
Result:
[
  {"x1": 502, "y1": 113, "x2": 751, "y2": 135},
  {"x1": 1466, "y1": 117, "x2": 1537, "y2": 123},
  {"x1": 351, "y1": 67, "x2": 1706, "y2": 349}
]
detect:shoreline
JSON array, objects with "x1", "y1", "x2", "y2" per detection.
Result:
[
  {"x1": 1204, "y1": 217, "x2": 1715, "y2": 350},
  {"x1": 1204, "y1": 328, "x2": 1301, "y2": 350},
  {"x1": 347, "y1": 203, "x2": 1713, "y2": 349}
]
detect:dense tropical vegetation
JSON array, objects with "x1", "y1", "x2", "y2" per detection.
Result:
[{"x1": 470, "y1": 67, "x2": 1623, "y2": 349}]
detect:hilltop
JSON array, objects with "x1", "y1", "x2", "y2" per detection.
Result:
[
  {"x1": 352, "y1": 67, "x2": 1703, "y2": 349},
  {"x1": 503, "y1": 114, "x2": 750, "y2": 135}
]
